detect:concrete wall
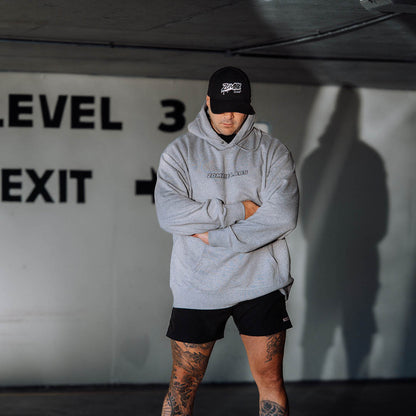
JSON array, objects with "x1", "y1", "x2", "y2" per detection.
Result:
[{"x1": 0, "y1": 72, "x2": 415, "y2": 385}]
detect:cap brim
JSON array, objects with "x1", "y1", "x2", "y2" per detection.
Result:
[{"x1": 210, "y1": 99, "x2": 255, "y2": 115}]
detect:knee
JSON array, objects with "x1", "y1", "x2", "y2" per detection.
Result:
[
  {"x1": 171, "y1": 373, "x2": 203, "y2": 389},
  {"x1": 253, "y1": 367, "x2": 284, "y2": 391},
  {"x1": 169, "y1": 367, "x2": 205, "y2": 394}
]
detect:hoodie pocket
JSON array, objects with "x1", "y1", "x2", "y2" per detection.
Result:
[
  {"x1": 192, "y1": 246, "x2": 244, "y2": 290},
  {"x1": 192, "y1": 244, "x2": 208, "y2": 272},
  {"x1": 171, "y1": 236, "x2": 207, "y2": 274},
  {"x1": 192, "y1": 244, "x2": 279, "y2": 291}
]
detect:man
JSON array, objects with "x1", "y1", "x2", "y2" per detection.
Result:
[{"x1": 155, "y1": 66, "x2": 299, "y2": 416}]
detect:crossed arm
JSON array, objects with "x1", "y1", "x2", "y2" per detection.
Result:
[
  {"x1": 155, "y1": 146, "x2": 299, "y2": 254},
  {"x1": 192, "y1": 200, "x2": 259, "y2": 244}
]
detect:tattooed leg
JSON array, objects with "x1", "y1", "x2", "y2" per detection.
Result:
[
  {"x1": 260, "y1": 400, "x2": 288, "y2": 416},
  {"x1": 161, "y1": 340, "x2": 215, "y2": 416},
  {"x1": 241, "y1": 331, "x2": 289, "y2": 415}
]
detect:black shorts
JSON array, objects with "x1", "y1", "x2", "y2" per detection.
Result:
[{"x1": 166, "y1": 290, "x2": 292, "y2": 344}]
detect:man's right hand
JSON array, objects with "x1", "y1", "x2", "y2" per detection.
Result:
[{"x1": 242, "y1": 200, "x2": 260, "y2": 220}]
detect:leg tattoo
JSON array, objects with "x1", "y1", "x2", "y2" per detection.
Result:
[
  {"x1": 162, "y1": 391, "x2": 181, "y2": 416},
  {"x1": 265, "y1": 333, "x2": 285, "y2": 363},
  {"x1": 162, "y1": 341, "x2": 214, "y2": 415},
  {"x1": 171, "y1": 341, "x2": 212, "y2": 377},
  {"x1": 260, "y1": 400, "x2": 288, "y2": 416}
]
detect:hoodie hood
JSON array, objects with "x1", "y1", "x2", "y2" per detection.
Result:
[{"x1": 188, "y1": 105, "x2": 258, "y2": 151}]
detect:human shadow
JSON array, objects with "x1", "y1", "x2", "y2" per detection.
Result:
[{"x1": 300, "y1": 87, "x2": 389, "y2": 379}]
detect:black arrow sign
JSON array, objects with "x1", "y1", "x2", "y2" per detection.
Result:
[{"x1": 135, "y1": 168, "x2": 157, "y2": 203}]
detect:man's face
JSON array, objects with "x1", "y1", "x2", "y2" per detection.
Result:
[{"x1": 206, "y1": 96, "x2": 247, "y2": 136}]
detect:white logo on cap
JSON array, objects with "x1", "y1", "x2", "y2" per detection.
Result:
[{"x1": 221, "y1": 82, "x2": 242, "y2": 95}]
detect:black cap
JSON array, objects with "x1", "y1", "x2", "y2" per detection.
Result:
[{"x1": 207, "y1": 67, "x2": 255, "y2": 115}]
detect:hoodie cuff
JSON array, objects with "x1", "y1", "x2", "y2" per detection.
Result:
[{"x1": 224, "y1": 201, "x2": 245, "y2": 227}]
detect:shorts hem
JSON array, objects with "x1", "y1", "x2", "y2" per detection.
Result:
[{"x1": 238, "y1": 322, "x2": 293, "y2": 337}]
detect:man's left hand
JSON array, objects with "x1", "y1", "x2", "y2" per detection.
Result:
[{"x1": 192, "y1": 232, "x2": 209, "y2": 245}]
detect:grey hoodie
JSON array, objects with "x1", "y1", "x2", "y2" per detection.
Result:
[{"x1": 155, "y1": 106, "x2": 299, "y2": 309}]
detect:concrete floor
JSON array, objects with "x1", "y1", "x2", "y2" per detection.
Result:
[{"x1": 1, "y1": 380, "x2": 415, "y2": 416}]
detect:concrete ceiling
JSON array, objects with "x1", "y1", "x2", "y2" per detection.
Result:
[{"x1": 0, "y1": 0, "x2": 415, "y2": 89}]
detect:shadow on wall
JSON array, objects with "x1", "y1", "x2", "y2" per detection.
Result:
[{"x1": 300, "y1": 87, "x2": 389, "y2": 379}]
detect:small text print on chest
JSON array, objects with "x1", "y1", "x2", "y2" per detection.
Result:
[{"x1": 207, "y1": 170, "x2": 248, "y2": 179}]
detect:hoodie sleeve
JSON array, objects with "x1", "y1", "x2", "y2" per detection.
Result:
[
  {"x1": 208, "y1": 145, "x2": 299, "y2": 253},
  {"x1": 155, "y1": 151, "x2": 245, "y2": 236}
]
